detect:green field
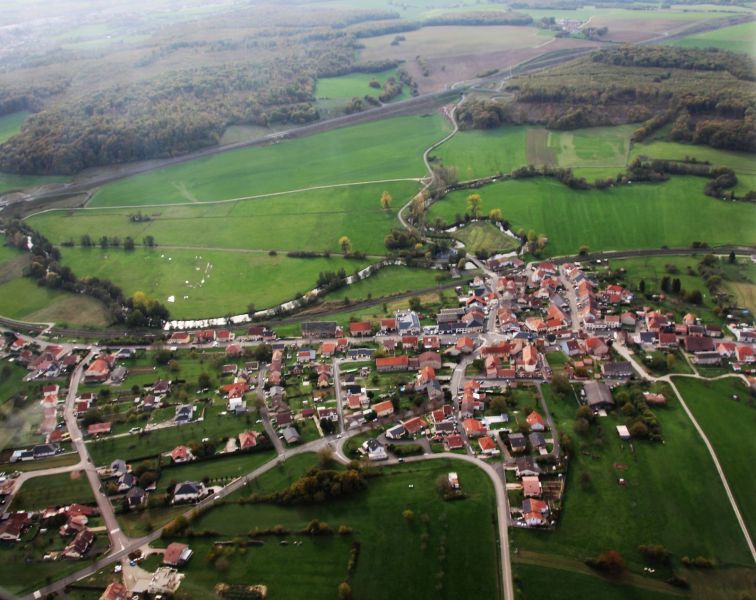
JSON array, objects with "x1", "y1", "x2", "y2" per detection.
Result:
[
  {"x1": 55, "y1": 248, "x2": 371, "y2": 319},
  {"x1": 88, "y1": 115, "x2": 447, "y2": 207},
  {"x1": 11, "y1": 470, "x2": 94, "y2": 510},
  {"x1": 629, "y1": 140, "x2": 756, "y2": 194},
  {"x1": 427, "y1": 177, "x2": 756, "y2": 257},
  {"x1": 667, "y1": 21, "x2": 756, "y2": 56},
  {"x1": 316, "y1": 68, "x2": 409, "y2": 103},
  {"x1": 178, "y1": 459, "x2": 501, "y2": 599},
  {"x1": 323, "y1": 266, "x2": 444, "y2": 302},
  {"x1": 31, "y1": 180, "x2": 419, "y2": 257},
  {"x1": 512, "y1": 385, "x2": 755, "y2": 573},
  {"x1": 548, "y1": 125, "x2": 636, "y2": 180},
  {"x1": 154, "y1": 450, "x2": 276, "y2": 493},
  {"x1": 452, "y1": 221, "x2": 519, "y2": 254},
  {"x1": 673, "y1": 377, "x2": 756, "y2": 540},
  {"x1": 0, "y1": 111, "x2": 29, "y2": 144}
]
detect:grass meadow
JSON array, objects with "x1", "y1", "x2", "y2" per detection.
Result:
[
  {"x1": 666, "y1": 21, "x2": 756, "y2": 56},
  {"x1": 10, "y1": 470, "x2": 94, "y2": 511},
  {"x1": 88, "y1": 115, "x2": 447, "y2": 207},
  {"x1": 452, "y1": 221, "x2": 519, "y2": 254},
  {"x1": 673, "y1": 377, "x2": 756, "y2": 540},
  {"x1": 316, "y1": 68, "x2": 409, "y2": 104},
  {"x1": 427, "y1": 177, "x2": 756, "y2": 256},
  {"x1": 177, "y1": 459, "x2": 501, "y2": 600},
  {"x1": 511, "y1": 385, "x2": 755, "y2": 593},
  {"x1": 322, "y1": 266, "x2": 444, "y2": 302},
  {"x1": 0, "y1": 111, "x2": 29, "y2": 144}
]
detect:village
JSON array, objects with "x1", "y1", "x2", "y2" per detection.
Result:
[{"x1": 0, "y1": 252, "x2": 754, "y2": 599}]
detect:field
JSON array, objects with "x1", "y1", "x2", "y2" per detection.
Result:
[
  {"x1": 54, "y1": 248, "x2": 372, "y2": 320},
  {"x1": 667, "y1": 21, "x2": 756, "y2": 56},
  {"x1": 629, "y1": 140, "x2": 756, "y2": 195},
  {"x1": 672, "y1": 377, "x2": 756, "y2": 540},
  {"x1": 721, "y1": 261, "x2": 756, "y2": 312},
  {"x1": 427, "y1": 177, "x2": 756, "y2": 257},
  {"x1": 87, "y1": 115, "x2": 447, "y2": 208},
  {"x1": 176, "y1": 459, "x2": 501, "y2": 599},
  {"x1": 10, "y1": 470, "x2": 94, "y2": 510},
  {"x1": 315, "y1": 68, "x2": 410, "y2": 113},
  {"x1": 511, "y1": 385, "x2": 755, "y2": 591},
  {"x1": 452, "y1": 221, "x2": 519, "y2": 254},
  {"x1": 322, "y1": 266, "x2": 444, "y2": 302},
  {"x1": 0, "y1": 111, "x2": 29, "y2": 144}
]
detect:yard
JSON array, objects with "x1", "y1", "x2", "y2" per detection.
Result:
[{"x1": 10, "y1": 470, "x2": 95, "y2": 511}]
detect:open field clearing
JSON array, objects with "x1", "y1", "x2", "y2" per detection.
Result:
[
  {"x1": 0, "y1": 111, "x2": 29, "y2": 144},
  {"x1": 322, "y1": 266, "x2": 444, "y2": 302},
  {"x1": 427, "y1": 177, "x2": 756, "y2": 257},
  {"x1": 452, "y1": 221, "x2": 518, "y2": 254},
  {"x1": 721, "y1": 261, "x2": 756, "y2": 313},
  {"x1": 673, "y1": 377, "x2": 756, "y2": 539},
  {"x1": 360, "y1": 25, "x2": 551, "y2": 63},
  {"x1": 629, "y1": 140, "x2": 756, "y2": 195},
  {"x1": 511, "y1": 385, "x2": 755, "y2": 595},
  {"x1": 32, "y1": 180, "x2": 419, "y2": 256},
  {"x1": 316, "y1": 68, "x2": 409, "y2": 105},
  {"x1": 57, "y1": 248, "x2": 371, "y2": 320},
  {"x1": 10, "y1": 471, "x2": 94, "y2": 511},
  {"x1": 666, "y1": 21, "x2": 756, "y2": 56},
  {"x1": 548, "y1": 125, "x2": 635, "y2": 180},
  {"x1": 180, "y1": 459, "x2": 500, "y2": 600},
  {"x1": 88, "y1": 115, "x2": 447, "y2": 208},
  {"x1": 434, "y1": 125, "x2": 529, "y2": 180}
]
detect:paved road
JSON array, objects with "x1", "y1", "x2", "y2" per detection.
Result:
[{"x1": 256, "y1": 366, "x2": 284, "y2": 456}]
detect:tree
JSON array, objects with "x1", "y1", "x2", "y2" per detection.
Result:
[
  {"x1": 338, "y1": 582, "x2": 353, "y2": 600},
  {"x1": 320, "y1": 417, "x2": 336, "y2": 436},
  {"x1": 143, "y1": 235, "x2": 156, "y2": 248},
  {"x1": 729, "y1": 250, "x2": 736, "y2": 264},
  {"x1": 551, "y1": 372, "x2": 571, "y2": 396},
  {"x1": 660, "y1": 276, "x2": 671, "y2": 293},
  {"x1": 99, "y1": 236, "x2": 109, "y2": 249},
  {"x1": 380, "y1": 190, "x2": 392, "y2": 210},
  {"x1": 339, "y1": 236, "x2": 351, "y2": 254},
  {"x1": 466, "y1": 193, "x2": 481, "y2": 218},
  {"x1": 489, "y1": 208, "x2": 502, "y2": 221},
  {"x1": 666, "y1": 353, "x2": 677, "y2": 371},
  {"x1": 579, "y1": 470, "x2": 592, "y2": 489},
  {"x1": 578, "y1": 245, "x2": 590, "y2": 256},
  {"x1": 402, "y1": 509, "x2": 415, "y2": 522},
  {"x1": 247, "y1": 302, "x2": 256, "y2": 318},
  {"x1": 672, "y1": 278, "x2": 681, "y2": 294},
  {"x1": 124, "y1": 237, "x2": 135, "y2": 251},
  {"x1": 639, "y1": 279, "x2": 646, "y2": 293},
  {"x1": 80, "y1": 234, "x2": 93, "y2": 248},
  {"x1": 408, "y1": 296, "x2": 422, "y2": 312},
  {"x1": 629, "y1": 421, "x2": 649, "y2": 438},
  {"x1": 198, "y1": 373, "x2": 212, "y2": 390},
  {"x1": 593, "y1": 550, "x2": 626, "y2": 577}
]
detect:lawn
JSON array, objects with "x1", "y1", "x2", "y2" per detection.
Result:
[
  {"x1": 511, "y1": 384, "x2": 755, "y2": 575},
  {"x1": 31, "y1": 179, "x2": 420, "y2": 256},
  {"x1": 323, "y1": 266, "x2": 445, "y2": 302},
  {"x1": 0, "y1": 111, "x2": 29, "y2": 144},
  {"x1": 54, "y1": 247, "x2": 372, "y2": 320},
  {"x1": 87, "y1": 115, "x2": 448, "y2": 207},
  {"x1": 10, "y1": 470, "x2": 94, "y2": 510},
  {"x1": 452, "y1": 221, "x2": 519, "y2": 254},
  {"x1": 667, "y1": 21, "x2": 756, "y2": 56},
  {"x1": 672, "y1": 377, "x2": 756, "y2": 540},
  {"x1": 427, "y1": 177, "x2": 756, "y2": 257},
  {"x1": 178, "y1": 459, "x2": 501, "y2": 599},
  {"x1": 316, "y1": 68, "x2": 409, "y2": 103}
]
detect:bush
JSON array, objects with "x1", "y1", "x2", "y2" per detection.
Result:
[{"x1": 639, "y1": 544, "x2": 671, "y2": 565}]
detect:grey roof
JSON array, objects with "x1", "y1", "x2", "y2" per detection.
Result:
[
  {"x1": 175, "y1": 481, "x2": 201, "y2": 495},
  {"x1": 528, "y1": 432, "x2": 546, "y2": 447},
  {"x1": 584, "y1": 381, "x2": 615, "y2": 407},
  {"x1": 601, "y1": 361, "x2": 633, "y2": 378},
  {"x1": 364, "y1": 439, "x2": 383, "y2": 452},
  {"x1": 282, "y1": 426, "x2": 301, "y2": 444},
  {"x1": 515, "y1": 456, "x2": 542, "y2": 474},
  {"x1": 302, "y1": 322, "x2": 338, "y2": 337}
]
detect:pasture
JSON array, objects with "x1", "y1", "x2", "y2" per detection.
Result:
[
  {"x1": 56, "y1": 248, "x2": 371, "y2": 320},
  {"x1": 10, "y1": 470, "x2": 94, "y2": 511},
  {"x1": 181, "y1": 459, "x2": 501, "y2": 600},
  {"x1": 322, "y1": 266, "x2": 444, "y2": 302},
  {"x1": 88, "y1": 115, "x2": 446, "y2": 207},
  {"x1": 673, "y1": 377, "x2": 756, "y2": 539},
  {"x1": 511, "y1": 385, "x2": 755, "y2": 576},
  {"x1": 0, "y1": 111, "x2": 29, "y2": 144},
  {"x1": 667, "y1": 21, "x2": 756, "y2": 56},
  {"x1": 427, "y1": 177, "x2": 756, "y2": 257},
  {"x1": 31, "y1": 180, "x2": 419, "y2": 256},
  {"x1": 316, "y1": 68, "x2": 409, "y2": 103},
  {"x1": 452, "y1": 221, "x2": 518, "y2": 254}
]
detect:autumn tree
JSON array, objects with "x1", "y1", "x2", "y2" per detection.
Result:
[
  {"x1": 339, "y1": 236, "x2": 352, "y2": 254},
  {"x1": 380, "y1": 190, "x2": 392, "y2": 210},
  {"x1": 489, "y1": 208, "x2": 502, "y2": 221},
  {"x1": 467, "y1": 193, "x2": 482, "y2": 218}
]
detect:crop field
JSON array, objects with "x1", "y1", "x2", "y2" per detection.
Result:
[
  {"x1": 721, "y1": 261, "x2": 756, "y2": 312},
  {"x1": 452, "y1": 221, "x2": 518, "y2": 254},
  {"x1": 673, "y1": 377, "x2": 756, "y2": 539},
  {"x1": 10, "y1": 470, "x2": 94, "y2": 511},
  {"x1": 56, "y1": 248, "x2": 371, "y2": 319},
  {"x1": 427, "y1": 177, "x2": 756, "y2": 257},
  {"x1": 511, "y1": 385, "x2": 755, "y2": 583},
  {"x1": 180, "y1": 459, "x2": 501, "y2": 600},
  {"x1": 32, "y1": 180, "x2": 419, "y2": 256},
  {"x1": 667, "y1": 21, "x2": 756, "y2": 56},
  {"x1": 322, "y1": 266, "x2": 444, "y2": 302},
  {"x1": 629, "y1": 140, "x2": 756, "y2": 195},
  {"x1": 87, "y1": 115, "x2": 446, "y2": 208},
  {"x1": 547, "y1": 125, "x2": 635, "y2": 180}
]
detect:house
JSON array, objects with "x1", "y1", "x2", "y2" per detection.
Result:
[
  {"x1": 462, "y1": 418, "x2": 486, "y2": 438},
  {"x1": 508, "y1": 432, "x2": 527, "y2": 453},
  {"x1": 0, "y1": 512, "x2": 31, "y2": 541},
  {"x1": 515, "y1": 456, "x2": 542, "y2": 477},
  {"x1": 396, "y1": 310, "x2": 421, "y2": 335},
  {"x1": 528, "y1": 431, "x2": 546, "y2": 451},
  {"x1": 694, "y1": 351, "x2": 722, "y2": 365},
  {"x1": 643, "y1": 392, "x2": 667, "y2": 406},
  {"x1": 526, "y1": 411, "x2": 545, "y2": 432},
  {"x1": 84, "y1": 358, "x2": 111, "y2": 383},
  {"x1": 100, "y1": 582, "x2": 129, "y2": 600},
  {"x1": 445, "y1": 434, "x2": 464, "y2": 450},
  {"x1": 601, "y1": 361, "x2": 633, "y2": 379},
  {"x1": 172, "y1": 481, "x2": 207, "y2": 504},
  {"x1": 418, "y1": 351, "x2": 442, "y2": 370},
  {"x1": 478, "y1": 436, "x2": 499, "y2": 455},
  {"x1": 584, "y1": 381, "x2": 614, "y2": 409},
  {"x1": 585, "y1": 337, "x2": 609, "y2": 358},
  {"x1": 376, "y1": 355, "x2": 409, "y2": 373},
  {"x1": 347, "y1": 348, "x2": 374, "y2": 360},
  {"x1": 217, "y1": 330, "x2": 234, "y2": 343},
  {"x1": 297, "y1": 350, "x2": 316, "y2": 363},
  {"x1": 302, "y1": 322, "x2": 339, "y2": 339},
  {"x1": 63, "y1": 528, "x2": 95, "y2": 559},
  {"x1": 736, "y1": 345, "x2": 755, "y2": 363},
  {"x1": 33, "y1": 443, "x2": 59, "y2": 459},
  {"x1": 522, "y1": 498, "x2": 549, "y2": 526},
  {"x1": 170, "y1": 445, "x2": 194, "y2": 464},
  {"x1": 455, "y1": 336, "x2": 475, "y2": 354},
  {"x1": 117, "y1": 472, "x2": 137, "y2": 492},
  {"x1": 163, "y1": 542, "x2": 193, "y2": 567},
  {"x1": 87, "y1": 422, "x2": 112, "y2": 436},
  {"x1": 317, "y1": 406, "x2": 338, "y2": 422},
  {"x1": 716, "y1": 342, "x2": 737, "y2": 358},
  {"x1": 658, "y1": 332, "x2": 677, "y2": 348},
  {"x1": 127, "y1": 486, "x2": 147, "y2": 508},
  {"x1": 380, "y1": 318, "x2": 397, "y2": 333},
  {"x1": 403, "y1": 416, "x2": 428, "y2": 436},
  {"x1": 349, "y1": 322, "x2": 373, "y2": 337},
  {"x1": 110, "y1": 459, "x2": 128, "y2": 477},
  {"x1": 226, "y1": 344, "x2": 242, "y2": 357},
  {"x1": 195, "y1": 330, "x2": 216, "y2": 344},
  {"x1": 110, "y1": 365, "x2": 128, "y2": 383},
  {"x1": 281, "y1": 426, "x2": 302, "y2": 445},
  {"x1": 372, "y1": 400, "x2": 395, "y2": 418},
  {"x1": 521, "y1": 476, "x2": 541, "y2": 497},
  {"x1": 320, "y1": 341, "x2": 338, "y2": 357},
  {"x1": 362, "y1": 439, "x2": 388, "y2": 461},
  {"x1": 385, "y1": 424, "x2": 407, "y2": 440},
  {"x1": 168, "y1": 332, "x2": 192, "y2": 345},
  {"x1": 174, "y1": 404, "x2": 194, "y2": 424},
  {"x1": 683, "y1": 336, "x2": 715, "y2": 353},
  {"x1": 238, "y1": 431, "x2": 259, "y2": 450},
  {"x1": 616, "y1": 425, "x2": 631, "y2": 440}
]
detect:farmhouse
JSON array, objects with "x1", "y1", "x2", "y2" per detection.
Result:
[
  {"x1": 84, "y1": 358, "x2": 111, "y2": 383},
  {"x1": 601, "y1": 361, "x2": 633, "y2": 379},
  {"x1": 163, "y1": 542, "x2": 193, "y2": 567},
  {"x1": 376, "y1": 355, "x2": 409, "y2": 372},
  {"x1": 349, "y1": 322, "x2": 373, "y2": 337},
  {"x1": 302, "y1": 322, "x2": 340, "y2": 339},
  {"x1": 372, "y1": 400, "x2": 394, "y2": 418},
  {"x1": 63, "y1": 528, "x2": 95, "y2": 559},
  {"x1": 584, "y1": 381, "x2": 614, "y2": 409}
]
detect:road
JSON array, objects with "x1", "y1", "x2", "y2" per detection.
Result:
[{"x1": 255, "y1": 366, "x2": 284, "y2": 456}]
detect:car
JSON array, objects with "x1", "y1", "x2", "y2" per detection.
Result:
[
  {"x1": 114, "y1": 565, "x2": 122, "y2": 573},
  {"x1": 255, "y1": 419, "x2": 263, "y2": 424},
  {"x1": 214, "y1": 495, "x2": 220, "y2": 500},
  {"x1": 336, "y1": 433, "x2": 342, "y2": 439},
  {"x1": 129, "y1": 560, "x2": 137, "y2": 567},
  {"x1": 129, "y1": 427, "x2": 142, "y2": 434},
  {"x1": 397, "y1": 458, "x2": 404, "y2": 463}
]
